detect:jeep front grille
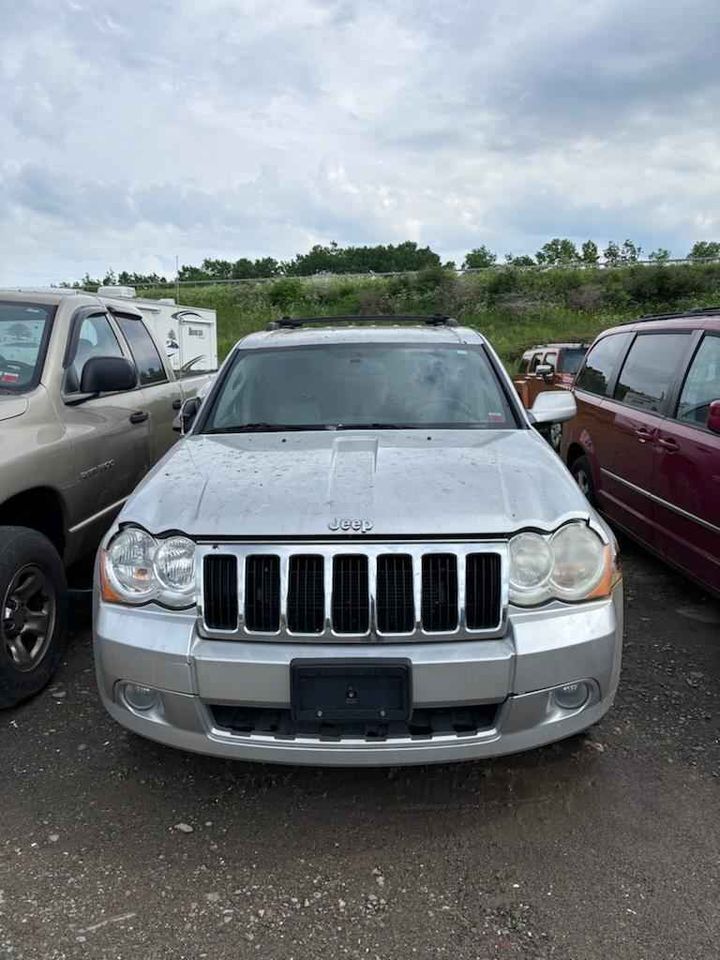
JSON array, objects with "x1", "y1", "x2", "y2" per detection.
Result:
[
  {"x1": 376, "y1": 554, "x2": 414, "y2": 634},
  {"x1": 287, "y1": 555, "x2": 325, "y2": 634},
  {"x1": 245, "y1": 555, "x2": 280, "y2": 632},
  {"x1": 332, "y1": 554, "x2": 370, "y2": 634},
  {"x1": 465, "y1": 553, "x2": 502, "y2": 629},
  {"x1": 203, "y1": 554, "x2": 238, "y2": 631},
  {"x1": 421, "y1": 554, "x2": 459, "y2": 632},
  {"x1": 200, "y1": 543, "x2": 506, "y2": 641}
]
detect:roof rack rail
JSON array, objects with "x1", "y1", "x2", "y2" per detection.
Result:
[
  {"x1": 624, "y1": 306, "x2": 720, "y2": 324},
  {"x1": 266, "y1": 314, "x2": 457, "y2": 330}
]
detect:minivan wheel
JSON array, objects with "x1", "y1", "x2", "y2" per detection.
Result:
[
  {"x1": 0, "y1": 527, "x2": 67, "y2": 709},
  {"x1": 570, "y1": 455, "x2": 596, "y2": 506}
]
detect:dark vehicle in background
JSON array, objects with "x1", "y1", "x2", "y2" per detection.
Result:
[{"x1": 562, "y1": 309, "x2": 720, "y2": 596}]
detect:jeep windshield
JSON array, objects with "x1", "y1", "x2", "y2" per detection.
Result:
[
  {"x1": 0, "y1": 301, "x2": 55, "y2": 392},
  {"x1": 201, "y1": 343, "x2": 517, "y2": 432}
]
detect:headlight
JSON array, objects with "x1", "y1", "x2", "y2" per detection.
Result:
[
  {"x1": 106, "y1": 528, "x2": 157, "y2": 601},
  {"x1": 509, "y1": 522, "x2": 613, "y2": 606},
  {"x1": 154, "y1": 537, "x2": 196, "y2": 597},
  {"x1": 550, "y1": 524, "x2": 607, "y2": 601},
  {"x1": 101, "y1": 529, "x2": 197, "y2": 608},
  {"x1": 508, "y1": 532, "x2": 553, "y2": 605}
]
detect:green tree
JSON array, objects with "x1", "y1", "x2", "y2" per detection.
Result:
[
  {"x1": 504, "y1": 253, "x2": 535, "y2": 266},
  {"x1": 688, "y1": 240, "x2": 720, "y2": 260},
  {"x1": 463, "y1": 245, "x2": 497, "y2": 269},
  {"x1": 535, "y1": 238, "x2": 579, "y2": 265},
  {"x1": 603, "y1": 241, "x2": 621, "y2": 266},
  {"x1": 620, "y1": 239, "x2": 642, "y2": 263},
  {"x1": 648, "y1": 248, "x2": 670, "y2": 263},
  {"x1": 580, "y1": 241, "x2": 599, "y2": 265}
]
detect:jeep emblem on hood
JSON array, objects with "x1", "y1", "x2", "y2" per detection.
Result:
[{"x1": 328, "y1": 517, "x2": 374, "y2": 533}]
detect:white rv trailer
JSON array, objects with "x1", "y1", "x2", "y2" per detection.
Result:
[{"x1": 97, "y1": 286, "x2": 218, "y2": 373}]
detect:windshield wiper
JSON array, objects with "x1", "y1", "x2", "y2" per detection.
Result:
[{"x1": 205, "y1": 423, "x2": 330, "y2": 434}]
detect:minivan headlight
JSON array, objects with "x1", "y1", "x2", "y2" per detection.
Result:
[
  {"x1": 101, "y1": 529, "x2": 196, "y2": 608},
  {"x1": 509, "y1": 522, "x2": 613, "y2": 606}
]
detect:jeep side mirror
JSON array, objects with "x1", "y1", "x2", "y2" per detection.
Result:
[
  {"x1": 708, "y1": 399, "x2": 720, "y2": 434},
  {"x1": 174, "y1": 396, "x2": 202, "y2": 434},
  {"x1": 530, "y1": 390, "x2": 577, "y2": 425},
  {"x1": 79, "y1": 356, "x2": 137, "y2": 394}
]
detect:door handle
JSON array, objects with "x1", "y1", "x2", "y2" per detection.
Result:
[
  {"x1": 634, "y1": 427, "x2": 654, "y2": 443},
  {"x1": 172, "y1": 398, "x2": 182, "y2": 410},
  {"x1": 656, "y1": 436, "x2": 679, "y2": 453},
  {"x1": 129, "y1": 410, "x2": 149, "y2": 424}
]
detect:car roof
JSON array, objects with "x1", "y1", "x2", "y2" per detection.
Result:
[
  {"x1": 522, "y1": 342, "x2": 589, "y2": 354},
  {"x1": 599, "y1": 309, "x2": 720, "y2": 338},
  {"x1": 237, "y1": 324, "x2": 486, "y2": 350},
  {"x1": 0, "y1": 288, "x2": 95, "y2": 307}
]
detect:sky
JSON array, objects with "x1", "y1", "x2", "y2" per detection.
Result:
[{"x1": 0, "y1": 0, "x2": 719, "y2": 285}]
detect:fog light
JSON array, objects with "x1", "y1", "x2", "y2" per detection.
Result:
[
  {"x1": 122, "y1": 683, "x2": 159, "y2": 712},
  {"x1": 553, "y1": 681, "x2": 589, "y2": 711}
]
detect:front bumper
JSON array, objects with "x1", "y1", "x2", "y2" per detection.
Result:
[{"x1": 93, "y1": 585, "x2": 623, "y2": 766}]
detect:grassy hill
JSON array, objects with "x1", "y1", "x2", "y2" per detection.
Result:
[{"x1": 136, "y1": 261, "x2": 720, "y2": 370}]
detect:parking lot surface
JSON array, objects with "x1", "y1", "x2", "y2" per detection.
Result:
[{"x1": 1, "y1": 544, "x2": 718, "y2": 960}]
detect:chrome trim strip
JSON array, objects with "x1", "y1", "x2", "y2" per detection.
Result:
[
  {"x1": 601, "y1": 469, "x2": 720, "y2": 536},
  {"x1": 197, "y1": 541, "x2": 509, "y2": 644},
  {"x1": 69, "y1": 496, "x2": 128, "y2": 534}
]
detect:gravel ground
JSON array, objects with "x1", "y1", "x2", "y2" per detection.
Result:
[{"x1": 1, "y1": 543, "x2": 718, "y2": 960}]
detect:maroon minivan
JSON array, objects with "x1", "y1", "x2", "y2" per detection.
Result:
[{"x1": 561, "y1": 309, "x2": 720, "y2": 596}]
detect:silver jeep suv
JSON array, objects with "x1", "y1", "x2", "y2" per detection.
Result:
[{"x1": 94, "y1": 316, "x2": 623, "y2": 766}]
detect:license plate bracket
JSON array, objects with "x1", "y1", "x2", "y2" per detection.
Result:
[{"x1": 290, "y1": 659, "x2": 411, "y2": 724}]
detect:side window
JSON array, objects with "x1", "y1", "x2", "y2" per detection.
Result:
[
  {"x1": 544, "y1": 351, "x2": 558, "y2": 371},
  {"x1": 529, "y1": 352, "x2": 544, "y2": 373},
  {"x1": 115, "y1": 316, "x2": 166, "y2": 386},
  {"x1": 676, "y1": 334, "x2": 720, "y2": 428},
  {"x1": 575, "y1": 333, "x2": 632, "y2": 397},
  {"x1": 614, "y1": 333, "x2": 690, "y2": 413},
  {"x1": 65, "y1": 313, "x2": 125, "y2": 394}
]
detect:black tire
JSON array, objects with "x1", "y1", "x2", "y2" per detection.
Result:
[
  {"x1": 570, "y1": 455, "x2": 596, "y2": 507},
  {"x1": 0, "y1": 527, "x2": 67, "y2": 709}
]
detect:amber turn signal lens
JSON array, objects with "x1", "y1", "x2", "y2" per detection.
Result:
[
  {"x1": 99, "y1": 551, "x2": 123, "y2": 604},
  {"x1": 587, "y1": 546, "x2": 620, "y2": 600}
]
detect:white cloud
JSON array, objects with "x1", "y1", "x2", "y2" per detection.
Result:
[{"x1": 0, "y1": 0, "x2": 718, "y2": 283}]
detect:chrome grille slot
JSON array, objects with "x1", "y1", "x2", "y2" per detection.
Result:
[
  {"x1": 332, "y1": 555, "x2": 369, "y2": 634},
  {"x1": 376, "y1": 554, "x2": 414, "y2": 633},
  {"x1": 198, "y1": 542, "x2": 506, "y2": 642},
  {"x1": 245, "y1": 555, "x2": 280, "y2": 632},
  {"x1": 466, "y1": 553, "x2": 502, "y2": 629},
  {"x1": 421, "y1": 554, "x2": 458, "y2": 632},
  {"x1": 287, "y1": 555, "x2": 325, "y2": 634},
  {"x1": 202, "y1": 555, "x2": 239, "y2": 631}
]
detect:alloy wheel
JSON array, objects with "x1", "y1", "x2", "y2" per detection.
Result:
[{"x1": 2, "y1": 565, "x2": 56, "y2": 672}]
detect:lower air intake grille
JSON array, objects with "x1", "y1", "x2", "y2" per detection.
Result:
[
  {"x1": 466, "y1": 553, "x2": 502, "y2": 629},
  {"x1": 203, "y1": 555, "x2": 238, "y2": 631},
  {"x1": 210, "y1": 703, "x2": 500, "y2": 740},
  {"x1": 376, "y1": 554, "x2": 414, "y2": 633},
  {"x1": 332, "y1": 555, "x2": 369, "y2": 634},
  {"x1": 421, "y1": 554, "x2": 458, "y2": 632},
  {"x1": 245, "y1": 555, "x2": 280, "y2": 632},
  {"x1": 287, "y1": 555, "x2": 325, "y2": 634}
]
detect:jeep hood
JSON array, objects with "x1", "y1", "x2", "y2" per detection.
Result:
[
  {"x1": 120, "y1": 430, "x2": 590, "y2": 539},
  {"x1": 0, "y1": 395, "x2": 28, "y2": 423}
]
